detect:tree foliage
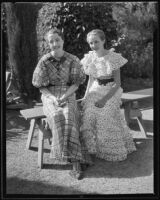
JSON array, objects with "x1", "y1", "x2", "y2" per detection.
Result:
[
  {"x1": 111, "y1": 2, "x2": 157, "y2": 79},
  {"x1": 36, "y1": 2, "x2": 117, "y2": 60}
]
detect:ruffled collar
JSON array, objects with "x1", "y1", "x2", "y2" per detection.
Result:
[{"x1": 85, "y1": 50, "x2": 113, "y2": 76}]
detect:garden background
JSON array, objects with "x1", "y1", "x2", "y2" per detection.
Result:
[
  {"x1": 2, "y1": 2, "x2": 157, "y2": 197},
  {"x1": 2, "y1": 2, "x2": 157, "y2": 105}
]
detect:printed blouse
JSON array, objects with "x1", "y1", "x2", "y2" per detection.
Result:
[
  {"x1": 80, "y1": 51, "x2": 128, "y2": 78},
  {"x1": 32, "y1": 51, "x2": 86, "y2": 88}
]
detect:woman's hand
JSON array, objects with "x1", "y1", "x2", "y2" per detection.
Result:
[
  {"x1": 77, "y1": 97, "x2": 85, "y2": 103},
  {"x1": 59, "y1": 95, "x2": 66, "y2": 103},
  {"x1": 95, "y1": 98, "x2": 107, "y2": 108},
  {"x1": 77, "y1": 97, "x2": 86, "y2": 107},
  {"x1": 49, "y1": 96, "x2": 59, "y2": 106},
  {"x1": 57, "y1": 96, "x2": 67, "y2": 107},
  {"x1": 50, "y1": 96, "x2": 66, "y2": 107}
]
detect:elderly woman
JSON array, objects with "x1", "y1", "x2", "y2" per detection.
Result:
[{"x1": 32, "y1": 28, "x2": 92, "y2": 180}]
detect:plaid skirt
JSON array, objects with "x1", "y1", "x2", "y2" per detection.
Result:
[{"x1": 41, "y1": 85, "x2": 92, "y2": 164}]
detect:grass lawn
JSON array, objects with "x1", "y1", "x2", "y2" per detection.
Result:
[{"x1": 5, "y1": 78, "x2": 154, "y2": 196}]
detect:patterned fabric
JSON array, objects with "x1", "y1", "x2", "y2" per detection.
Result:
[
  {"x1": 32, "y1": 51, "x2": 92, "y2": 164},
  {"x1": 32, "y1": 51, "x2": 86, "y2": 97},
  {"x1": 81, "y1": 51, "x2": 136, "y2": 161},
  {"x1": 81, "y1": 51, "x2": 127, "y2": 78}
]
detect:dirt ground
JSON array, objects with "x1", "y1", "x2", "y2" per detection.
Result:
[{"x1": 5, "y1": 98, "x2": 153, "y2": 196}]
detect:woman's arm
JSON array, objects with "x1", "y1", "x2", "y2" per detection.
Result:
[
  {"x1": 77, "y1": 75, "x2": 94, "y2": 103},
  {"x1": 83, "y1": 75, "x2": 94, "y2": 98},
  {"x1": 104, "y1": 69, "x2": 121, "y2": 100},
  {"x1": 39, "y1": 87, "x2": 58, "y2": 104},
  {"x1": 32, "y1": 56, "x2": 58, "y2": 102},
  {"x1": 59, "y1": 55, "x2": 87, "y2": 103},
  {"x1": 40, "y1": 85, "x2": 78, "y2": 106},
  {"x1": 59, "y1": 84, "x2": 79, "y2": 103}
]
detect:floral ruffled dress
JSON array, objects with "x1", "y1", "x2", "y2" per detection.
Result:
[{"x1": 80, "y1": 51, "x2": 136, "y2": 161}]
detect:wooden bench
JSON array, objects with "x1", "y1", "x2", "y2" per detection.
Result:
[
  {"x1": 121, "y1": 88, "x2": 153, "y2": 137},
  {"x1": 20, "y1": 88, "x2": 153, "y2": 169},
  {"x1": 20, "y1": 105, "x2": 52, "y2": 169}
]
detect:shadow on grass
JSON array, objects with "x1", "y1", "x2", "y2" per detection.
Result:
[
  {"x1": 29, "y1": 147, "x2": 50, "y2": 154},
  {"x1": 129, "y1": 119, "x2": 153, "y2": 133},
  {"x1": 6, "y1": 110, "x2": 30, "y2": 140},
  {"x1": 22, "y1": 145, "x2": 72, "y2": 170},
  {"x1": 6, "y1": 110, "x2": 30, "y2": 129},
  {"x1": 6, "y1": 176, "x2": 90, "y2": 195},
  {"x1": 43, "y1": 163, "x2": 72, "y2": 170},
  {"x1": 6, "y1": 130, "x2": 30, "y2": 142},
  {"x1": 84, "y1": 138, "x2": 153, "y2": 179},
  {"x1": 138, "y1": 98, "x2": 153, "y2": 109}
]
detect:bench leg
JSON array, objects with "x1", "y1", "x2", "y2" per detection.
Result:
[
  {"x1": 124, "y1": 102, "x2": 131, "y2": 126},
  {"x1": 136, "y1": 116, "x2": 147, "y2": 138},
  {"x1": 38, "y1": 128, "x2": 44, "y2": 169},
  {"x1": 130, "y1": 101, "x2": 147, "y2": 138},
  {"x1": 26, "y1": 119, "x2": 36, "y2": 150},
  {"x1": 36, "y1": 118, "x2": 52, "y2": 169},
  {"x1": 41, "y1": 118, "x2": 52, "y2": 146},
  {"x1": 47, "y1": 138, "x2": 52, "y2": 146}
]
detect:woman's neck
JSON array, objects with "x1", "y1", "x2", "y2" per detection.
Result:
[
  {"x1": 51, "y1": 50, "x2": 64, "y2": 59},
  {"x1": 95, "y1": 49, "x2": 109, "y2": 58}
]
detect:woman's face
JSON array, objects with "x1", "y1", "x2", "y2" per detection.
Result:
[
  {"x1": 87, "y1": 34, "x2": 105, "y2": 52},
  {"x1": 47, "y1": 33, "x2": 64, "y2": 53}
]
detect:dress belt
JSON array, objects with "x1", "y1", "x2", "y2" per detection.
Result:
[{"x1": 96, "y1": 78, "x2": 114, "y2": 86}]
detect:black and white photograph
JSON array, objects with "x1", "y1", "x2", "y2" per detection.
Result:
[{"x1": 1, "y1": 1, "x2": 159, "y2": 199}]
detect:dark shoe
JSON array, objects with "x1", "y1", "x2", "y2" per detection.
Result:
[
  {"x1": 81, "y1": 164, "x2": 90, "y2": 171},
  {"x1": 69, "y1": 170, "x2": 83, "y2": 180},
  {"x1": 81, "y1": 162, "x2": 95, "y2": 171}
]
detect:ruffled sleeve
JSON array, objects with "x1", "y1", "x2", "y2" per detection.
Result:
[
  {"x1": 32, "y1": 55, "x2": 49, "y2": 88},
  {"x1": 69, "y1": 56, "x2": 86, "y2": 86},
  {"x1": 108, "y1": 52, "x2": 128, "y2": 71},
  {"x1": 80, "y1": 51, "x2": 93, "y2": 75}
]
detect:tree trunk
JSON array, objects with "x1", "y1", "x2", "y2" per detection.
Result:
[
  {"x1": 5, "y1": 3, "x2": 22, "y2": 95},
  {"x1": 5, "y1": 2, "x2": 43, "y2": 104}
]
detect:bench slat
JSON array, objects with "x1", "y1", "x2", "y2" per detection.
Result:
[
  {"x1": 20, "y1": 107, "x2": 45, "y2": 120},
  {"x1": 121, "y1": 88, "x2": 153, "y2": 102},
  {"x1": 127, "y1": 88, "x2": 152, "y2": 95},
  {"x1": 20, "y1": 88, "x2": 153, "y2": 120}
]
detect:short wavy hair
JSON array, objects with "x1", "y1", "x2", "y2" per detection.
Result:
[
  {"x1": 45, "y1": 28, "x2": 64, "y2": 41},
  {"x1": 87, "y1": 29, "x2": 106, "y2": 42}
]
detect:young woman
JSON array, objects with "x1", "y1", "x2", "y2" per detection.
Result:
[
  {"x1": 80, "y1": 29, "x2": 136, "y2": 162},
  {"x1": 32, "y1": 28, "x2": 92, "y2": 179}
]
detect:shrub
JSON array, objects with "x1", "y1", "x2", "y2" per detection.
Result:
[{"x1": 112, "y1": 2, "x2": 157, "y2": 81}]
